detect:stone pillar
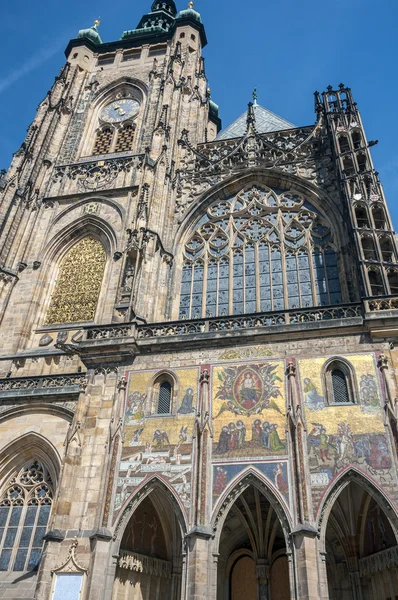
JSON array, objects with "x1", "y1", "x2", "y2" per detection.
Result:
[
  {"x1": 318, "y1": 551, "x2": 329, "y2": 600},
  {"x1": 291, "y1": 526, "x2": 322, "y2": 600},
  {"x1": 348, "y1": 570, "x2": 363, "y2": 600},
  {"x1": 87, "y1": 530, "x2": 113, "y2": 600},
  {"x1": 256, "y1": 560, "x2": 270, "y2": 600},
  {"x1": 185, "y1": 530, "x2": 212, "y2": 600}
]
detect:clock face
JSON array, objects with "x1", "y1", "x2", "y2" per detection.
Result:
[{"x1": 100, "y1": 99, "x2": 140, "y2": 123}]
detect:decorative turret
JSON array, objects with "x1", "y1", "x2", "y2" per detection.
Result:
[
  {"x1": 175, "y1": 2, "x2": 207, "y2": 46},
  {"x1": 76, "y1": 19, "x2": 103, "y2": 45}
]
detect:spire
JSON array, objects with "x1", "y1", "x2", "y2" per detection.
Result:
[{"x1": 76, "y1": 18, "x2": 103, "y2": 45}]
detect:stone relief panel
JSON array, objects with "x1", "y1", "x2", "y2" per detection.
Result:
[
  {"x1": 211, "y1": 360, "x2": 290, "y2": 508},
  {"x1": 298, "y1": 353, "x2": 394, "y2": 510},
  {"x1": 113, "y1": 367, "x2": 199, "y2": 522}
]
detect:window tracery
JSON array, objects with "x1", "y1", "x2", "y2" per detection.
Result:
[
  {"x1": 179, "y1": 185, "x2": 342, "y2": 319},
  {"x1": 46, "y1": 236, "x2": 106, "y2": 325},
  {"x1": 0, "y1": 461, "x2": 53, "y2": 572}
]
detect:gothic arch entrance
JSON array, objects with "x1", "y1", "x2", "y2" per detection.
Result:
[
  {"x1": 216, "y1": 482, "x2": 291, "y2": 600},
  {"x1": 112, "y1": 485, "x2": 185, "y2": 600},
  {"x1": 323, "y1": 479, "x2": 398, "y2": 599}
]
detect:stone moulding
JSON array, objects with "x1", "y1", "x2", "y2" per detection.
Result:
[
  {"x1": 358, "y1": 545, "x2": 398, "y2": 577},
  {"x1": 84, "y1": 303, "x2": 363, "y2": 343},
  {"x1": 0, "y1": 373, "x2": 87, "y2": 400},
  {"x1": 118, "y1": 550, "x2": 172, "y2": 579}
]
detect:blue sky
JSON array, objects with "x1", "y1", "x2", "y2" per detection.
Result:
[{"x1": 1, "y1": 0, "x2": 397, "y2": 225}]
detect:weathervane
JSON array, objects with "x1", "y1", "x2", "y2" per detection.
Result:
[
  {"x1": 188, "y1": 1, "x2": 194, "y2": 8},
  {"x1": 94, "y1": 17, "x2": 101, "y2": 27}
]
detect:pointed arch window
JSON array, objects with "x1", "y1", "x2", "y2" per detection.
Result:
[
  {"x1": 179, "y1": 186, "x2": 342, "y2": 319},
  {"x1": 0, "y1": 461, "x2": 53, "y2": 572},
  {"x1": 46, "y1": 236, "x2": 106, "y2": 325}
]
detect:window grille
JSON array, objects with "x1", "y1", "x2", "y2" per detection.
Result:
[
  {"x1": 179, "y1": 185, "x2": 342, "y2": 319},
  {"x1": 331, "y1": 369, "x2": 350, "y2": 404},
  {"x1": 115, "y1": 125, "x2": 135, "y2": 153},
  {"x1": 93, "y1": 128, "x2": 113, "y2": 155},
  {"x1": 158, "y1": 382, "x2": 172, "y2": 414},
  {"x1": 0, "y1": 461, "x2": 53, "y2": 572}
]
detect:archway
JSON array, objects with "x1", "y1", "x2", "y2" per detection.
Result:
[
  {"x1": 112, "y1": 485, "x2": 185, "y2": 600},
  {"x1": 323, "y1": 479, "x2": 398, "y2": 599},
  {"x1": 217, "y1": 483, "x2": 291, "y2": 600}
]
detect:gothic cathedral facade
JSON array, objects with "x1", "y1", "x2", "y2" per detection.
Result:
[{"x1": 0, "y1": 2, "x2": 397, "y2": 599}]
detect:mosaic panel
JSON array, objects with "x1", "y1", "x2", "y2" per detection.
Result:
[
  {"x1": 113, "y1": 368, "x2": 199, "y2": 521},
  {"x1": 213, "y1": 461, "x2": 289, "y2": 506},
  {"x1": 298, "y1": 354, "x2": 393, "y2": 494},
  {"x1": 211, "y1": 361, "x2": 287, "y2": 462}
]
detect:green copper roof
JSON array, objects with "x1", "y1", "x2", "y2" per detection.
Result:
[
  {"x1": 176, "y1": 7, "x2": 202, "y2": 24},
  {"x1": 151, "y1": 0, "x2": 177, "y2": 16},
  {"x1": 76, "y1": 24, "x2": 103, "y2": 45}
]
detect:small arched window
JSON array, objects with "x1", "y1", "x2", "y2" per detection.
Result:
[
  {"x1": 387, "y1": 270, "x2": 398, "y2": 295},
  {"x1": 331, "y1": 369, "x2": 350, "y2": 404},
  {"x1": 361, "y1": 235, "x2": 377, "y2": 261},
  {"x1": 380, "y1": 236, "x2": 394, "y2": 263},
  {"x1": 158, "y1": 381, "x2": 172, "y2": 414},
  {"x1": 357, "y1": 153, "x2": 367, "y2": 173},
  {"x1": 372, "y1": 206, "x2": 387, "y2": 230},
  {"x1": 93, "y1": 128, "x2": 113, "y2": 155},
  {"x1": 354, "y1": 205, "x2": 370, "y2": 228},
  {"x1": 343, "y1": 157, "x2": 355, "y2": 177},
  {"x1": 368, "y1": 268, "x2": 385, "y2": 296},
  {"x1": 351, "y1": 131, "x2": 362, "y2": 149},
  {"x1": 324, "y1": 359, "x2": 356, "y2": 406},
  {"x1": 338, "y1": 135, "x2": 350, "y2": 154},
  {"x1": 0, "y1": 461, "x2": 53, "y2": 572}
]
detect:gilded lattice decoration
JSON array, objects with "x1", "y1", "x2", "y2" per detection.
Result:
[
  {"x1": 93, "y1": 128, "x2": 113, "y2": 155},
  {"x1": 115, "y1": 124, "x2": 135, "y2": 152},
  {"x1": 46, "y1": 236, "x2": 106, "y2": 325}
]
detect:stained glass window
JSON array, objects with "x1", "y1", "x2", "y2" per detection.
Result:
[
  {"x1": 179, "y1": 185, "x2": 342, "y2": 319},
  {"x1": 0, "y1": 461, "x2": 53, "y2": 572}
]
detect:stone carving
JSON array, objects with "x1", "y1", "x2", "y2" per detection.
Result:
[
  {"x1": 39, "y1": 333, "x2": 54, "y2": 346},
  {"x1": 118, "y1": 551, "x2": 172, "y2": 579},
  {"x1": 174, "y1": 118, "x2": 322, "y2": 217},
  {"x1": 53, "y1": 155, "x2": 143, "y2": 192},
  {"x1": 52, "y1": 538, "x2": 88, "y2": 575},
  {"x1": 0, "y1": 374, "x2": 87, "y2": 392},
  {"x1": 46, "y1": 236, "x2": 106, "y2": 325},
  {"x1": 358, "y1": 546, "x2": 398, "y2": 577}
]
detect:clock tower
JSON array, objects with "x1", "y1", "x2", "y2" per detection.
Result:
[{"x1": 0, "y1": 2, "x2": 397, "y2": 600}]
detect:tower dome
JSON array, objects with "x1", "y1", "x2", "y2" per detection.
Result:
[
  {"x1": 176, "y1": 1, "x2": 202, "y2": 24},
  {"x1": 76, "y1": 20, "x2": 103, "y2": 45}
]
